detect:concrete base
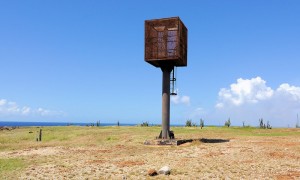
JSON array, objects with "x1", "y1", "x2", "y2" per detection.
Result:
[
  {"x1": 144, "y1": 138, "x2": 230, "y2": 146},
  {"x1": 158, "y1": 130, "x2": 174, "y2": 139},
  {"x1": 144, "y1": 139, "x2": 193, "y2": 146}
]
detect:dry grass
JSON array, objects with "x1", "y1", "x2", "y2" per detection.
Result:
[{"x1": 0, "y1": 126, "x2": 299, "y2": 179}]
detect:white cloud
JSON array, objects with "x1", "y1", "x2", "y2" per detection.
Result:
[
  {"x1": 0, "y1": 99, "x2": 64, "y2": 117},
  {"x1": 214, "y1": 77, "x2": 300, "y2": 127},
  {"x1": 216, "y1": 77, "x2": 273, "y2": 108},
  {"x1": 171, "y1": 95, "x2": 190, "y2": 105},
  {"x1": 189, "y1": 107, "x2": 206, "y2": 119}
]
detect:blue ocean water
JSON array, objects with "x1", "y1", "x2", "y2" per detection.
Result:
[{"x1": 0, "y1": 121, "x2": 137, "y2": 127}]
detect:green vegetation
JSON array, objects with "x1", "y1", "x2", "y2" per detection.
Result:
[
  {"x1": 185, "y1": 119, "x2": 197, "y2": 127},
  {"x1": 0, "y1": 158, "x2": 25, "y2": 177},
  {"x1": 200, "y1": 119, "x2": 204, "y2": 129},
  {"x1": 96, "y1": 120, "x2": 100, "y2": 127},
  {"x1": 224, "y1": 118, "x2": 231, "y2": 127},
  {"x1": 259, "y1": 118, "x2": 272, "y2": 129},
  {"x1": 140, "y1": 121, "x2": 149, "y2": 127},
  {"x1": 1, "y1": 126, "x2": 299, "y2": 152},
  {"x1": 185, "y1": 119, "x2": 192, "y2": 127},
  {"x1": 0, "y1": 158, "x2": 24, "y2": 171},
  {"x1": 0, "y1": 125, "x2": 299, "y2": 178}
]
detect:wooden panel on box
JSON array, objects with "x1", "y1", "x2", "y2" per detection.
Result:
[{"x1": 145, "y1": 17, "x2": 188, "y2": 67}]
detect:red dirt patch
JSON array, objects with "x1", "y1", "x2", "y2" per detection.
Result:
[
  {"x1": 283, "y1": 142, "x2": 300, "y2": 147},
  {"x1": 269, "y1": 152, "x2": 287, "y2": 159},
  {"x1": 86, "y1": 160, "x2": 106, "y2": 164},
  {"x1": 240, "y1": 160, "x2": 255, "y2": 164},
  {"x1": 74, "y1": 149, "x2": 111, "y2": 154},
  {"x1": 116, "y1": 160, "x2": 145, "y2": 167},
  {"x1": 205, "y1": 152, "x2": 224, "y2": 157},
  {"x1": 115, "y1": 145, "x2": 126, "y2": 149},
  {"x1": 269, "y1": 152, "x2": 300, "y2": 160},
  {"x1": 276, "y1": 171, "x2": 300, "y2": 180}
]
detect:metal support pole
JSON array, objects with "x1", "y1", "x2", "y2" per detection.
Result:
[{"x1": 160, "y1": 66, "x2": 172, "y2": 139}]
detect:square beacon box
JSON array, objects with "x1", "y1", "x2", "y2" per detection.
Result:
[{"x1": 145, "y1": 17, "x2": 188, "y2": 67}]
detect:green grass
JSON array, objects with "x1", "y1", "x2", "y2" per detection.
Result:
[
  {"x1": 0, "y1": 126, "x2": 299, "y2": 152},
  {"x1": 0, "y1": 158, "x2": 25, "y2": 177},
  {"x1": 0, "y1": 125, "x2": 299, "y2": 178}
]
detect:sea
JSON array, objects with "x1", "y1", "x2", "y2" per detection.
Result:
[
  {"x1": 0, "y1": 121, "x2": 187, "y2": 127},
  {"x1": 0, "y1": 121, "x2": 137, "y2": 127}
]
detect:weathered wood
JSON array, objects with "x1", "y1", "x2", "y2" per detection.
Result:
[
  {"x1": 145, "y1": 17, "x2": 188, "y2": 67},
  {"x1": 39, "y1": 129, "x2": 42, "y2": 141}
]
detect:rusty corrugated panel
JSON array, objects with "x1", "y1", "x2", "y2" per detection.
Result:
[{"x1": 145, "y1": 17, "x2": 188, "y2": 67}]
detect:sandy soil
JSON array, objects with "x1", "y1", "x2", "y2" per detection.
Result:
[{"x1": 1, "y1": 131, "x2": 300, "y2": 179}]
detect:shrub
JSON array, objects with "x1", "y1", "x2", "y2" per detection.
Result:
[
  {"x1": 141, "y1": 121, "x2": 149, "y2": 127},
  {"x1": 185, "y1": 119, "x2": 192, "y2": 127},
  {"x1": 259, "y1": 118, "x2": 264, "y2": 128},
  {"x1": 96, "y1": 121, "x2": 100, "y2": 127},
  {"x1": 225, "y1": 118, "x2": 231, "y2": 127},
  {"x1": 259, "y1": 118, "x2": 272, "y2": 129},
  {"x1": 200, "y1": 119, "x2": 204, "y2": 129},
  {"x1": 266, "y1": 121, "x2": 272, "y2": 129}
]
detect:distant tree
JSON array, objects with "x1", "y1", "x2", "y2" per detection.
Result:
[
  {"x1": 200, "y1": 118, "x2": 204, "y2": 129},
  {"x1": 259, "y1": 118, "x2": 264, "y2": 128},
  {"x1": 192, "y1": 122, "x2": 197, "y2": 127},
  {"x1": 243, "y1": 121, "x2": 245, "y2": 127},
  {"x1": 185, "y1": 119, "x2": 192, "y2": 127},
  {"x1": 96, "y1": 120, "x2": 100, "y2": 127},
  {"x1": 117, "y1": 121, "x2": 120, "y2": 127},
  {"x1": 267, "y1": 121, "x2": 272, "y2": 129},
  {"x1": 225, "y1": 118, "x2": 231, "y2": 127},
  {"x1": 141, "y1": 121, "x2": 149, "y2": 127},
  {"x1": 297, "y1": 114, "x2": 300, "y2": 128}
]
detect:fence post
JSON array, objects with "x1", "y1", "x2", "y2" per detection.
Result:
[{"x1": 39, "y1": 129, "x2": 42, "y2": 141}]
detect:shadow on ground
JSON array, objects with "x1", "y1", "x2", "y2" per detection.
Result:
[{"x1": 199, "y1": 138, "x2": 230, "y2": 143}]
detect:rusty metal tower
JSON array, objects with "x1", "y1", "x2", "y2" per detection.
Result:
[{"x1": 145, "y1": 17, "x2": 188, "y2": 139}]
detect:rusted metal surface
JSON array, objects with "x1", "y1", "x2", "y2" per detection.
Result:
[{"x1": 145, "y1": 17, "x2": 188, "y2": 67}]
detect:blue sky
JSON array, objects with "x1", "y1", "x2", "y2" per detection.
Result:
[{"x1": 0, "y1": 1, "x2": 300, "y2": 127}]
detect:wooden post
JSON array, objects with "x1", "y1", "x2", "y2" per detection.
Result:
[
  {"x1": 36, "y1": 131, "x2": 39, "y2": 141},
  {"x1": 39, "y1": 129, "x2": 42, "y2": 141}
]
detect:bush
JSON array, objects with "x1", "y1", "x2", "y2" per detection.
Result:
[
  {"x1": 259, "y1": 118, "x2": 272, "y2": 129},
  {"x1": 96, "y1": 121, "x2": 100, "y2": 127},
  {"x1": 266, "y1": 121, "x2": 272, "y2": 129},
  {"x1": 200, "y1": 119, "x2": 204, "y2": 129},
  {"x1": 225, "y1": 118, "x2": 231, "y2": 127},
  {"x1": 141, "y1": 121, "x2": 149, "y2": 127},
  {"x1": 259, "y1": 118, "x2": 264, "y2": 128},
  {"x1": 185, "y1": 119, "x2": 192, "y2": 127}
]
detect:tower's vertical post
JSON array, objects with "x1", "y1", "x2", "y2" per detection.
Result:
[{"x1": 161, "y1": 66, "x2": 172, "y2": 139}]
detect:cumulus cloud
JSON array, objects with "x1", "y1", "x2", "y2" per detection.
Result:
[
  {"x1": 0, "y1": 99, "x2": 64, "y2": 117},
  {"x1": 216, "y1": 77, "x2": 273, "y2": 108},
  {"x1": 171, "y1": 95, "x2": 190, "y2": 105},
  {"x1": 215, "y1": 77, "x2": 300, "y2": 126}
]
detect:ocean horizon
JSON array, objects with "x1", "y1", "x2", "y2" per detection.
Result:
[
  {"x1": 0, "y1": 121, "x2": 189, "y2": 127},
  {"x1": 0, "y1": 121, "x2": 139, "y2": 127}
]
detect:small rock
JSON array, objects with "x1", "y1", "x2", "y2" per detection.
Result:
[
  {"x1": 148, "y1": 169, "x2": 157, "y2": 176},
  {"x1": 158, "y1": 166, "x2": 171, "y2": 175},
  {"x1": 144, "y1": 140, "x2": 150, "y2": 145}
]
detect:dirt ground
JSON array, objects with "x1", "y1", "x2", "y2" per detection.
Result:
[{"x1": 1, "y1": 127, "x2": 300, "y2": 179}]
